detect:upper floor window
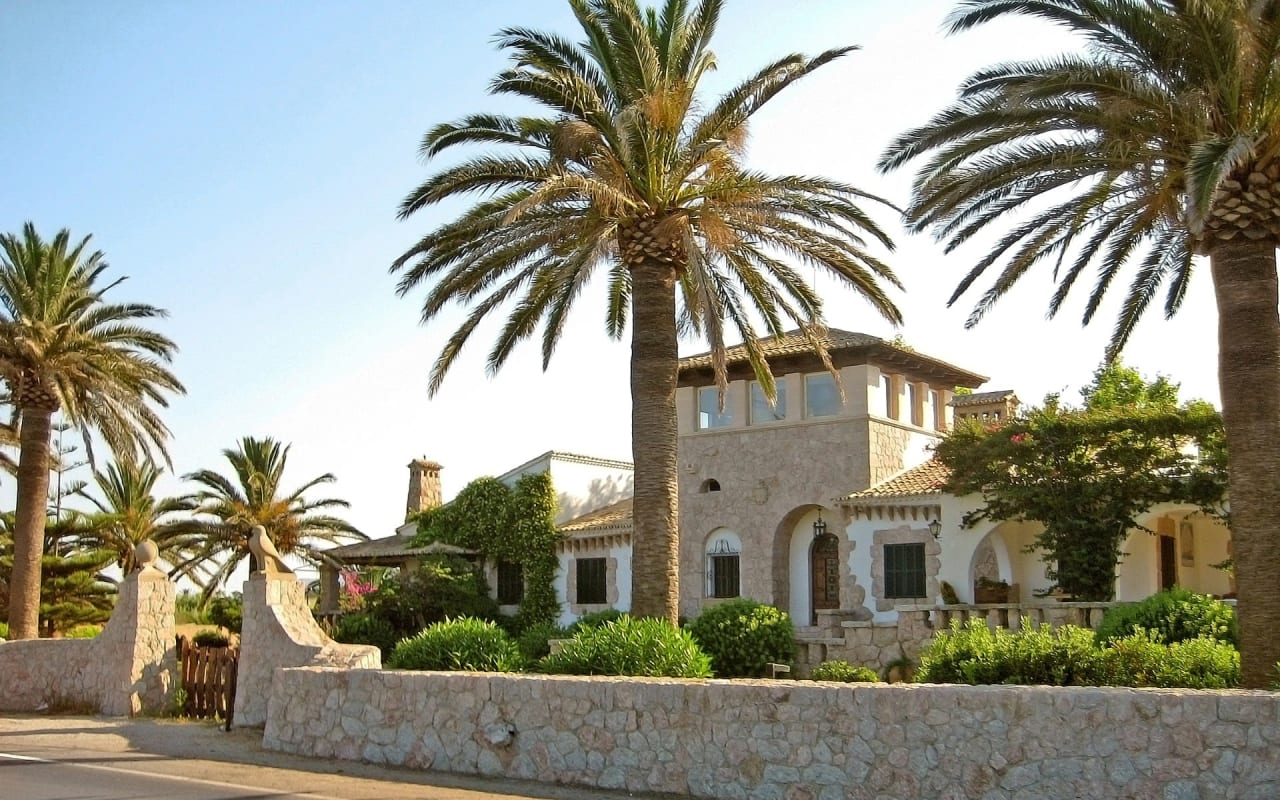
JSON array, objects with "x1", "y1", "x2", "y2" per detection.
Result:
[
  {"x1": 805, "y1": 373, "x2": 841, "y2": 418},
  {"x1": 928, "y1": 389, "x2": 941, "y2": 429},
  {"x1": 576, "y1": 557, "x2": 608, "y2": 604},
  {"x1": 884, "y1": 543, "x2": 926, "y2": 599},
  {"x1": 749, "y1": 380, "x2": 786, "y2": 424},
  {"x1": 496, "y1": 560, "x2": 523, "y2": 605},
  {"x1": 907, "y1": 383, "x2": 920, "y2": 425},
  {"x1": 697, "y1": 386, "x2": 733, "y2": 430}
]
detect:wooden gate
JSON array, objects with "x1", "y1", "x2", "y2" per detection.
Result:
[{"x1": 176, "y1": 635, "x2": 238, "y2": 727}]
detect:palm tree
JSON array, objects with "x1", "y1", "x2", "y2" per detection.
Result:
[
  {"x1": 77, "y1": 456, "x2": 204, "y2": 576},
  {"x1": 878, "y1": 0, "x2": 1280, "y2": 686},
  {"x1": 392, "y1": 0, "x2": 902, "y2": 623},
  {"x1": 182, "y1": 436, "x2": 365, "y2": 597},
  {"x1": 0, "y1": 223, "x2": 184, "y2": 640}
]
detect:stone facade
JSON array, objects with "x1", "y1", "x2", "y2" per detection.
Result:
[
  {"x1": 264, "y1": 668, "x2": 1280, "y2": 800},
  {"x1": 0, "y1": 566, "x2": 176, "y2": 716},
  {"x1": 233, "y1": 574, "x2": 381, "y2": 727}
]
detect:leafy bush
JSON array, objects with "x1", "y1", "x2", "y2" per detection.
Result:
[
  {"x1": 1099, "y1": 632, "x2": 1239, "y2": 689},
  {"x1": 332, "y1": 613, "x2": 400, "y2": 658},
  {"x1": 540, "y1": 615, "x2": 711, "y2": 678},
  {"x1": 516, "y1": 620, "x2": 568, "y2": 663},
  {"x1": 568, "y1": 608, "x2": 625, "y2": 633},
  {"x1": 175, "y1": 591, "x2": 212, "y2": 625},
  {"x1": 63, "y1": 624, "x2": 102, "y2": 639},
  {"x1": 686, "y1": 599, "x2": 794, "y2": 678},
  {"x1": 1095, "y1": 588, "x2": 1237, "y2": 647},
  {"x1": 918, "y1": 619, "x2": 1104, "y2": 686},
  {"x1": 809, "y1": 660, "x2": 880, "y2": 683},
  {"x1": 208, "y1": 593, "x2": 244, "y2": 634},
  {"x1": 0, "y1": 621, "x2": 9, "y2": 639},
  {"x1": 192, "y1": 629, "x2": 230, "y2": 648},
  {"x1": 363, "y1": 556, "x2": 498, "y2": 639},
  {"x1": 388, "y1": 617, "x2": 522, "y2": 672}
]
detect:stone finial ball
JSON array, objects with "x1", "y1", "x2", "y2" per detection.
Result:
[{"x1": 135, "y1": 540, "x2": 159, "y2": 569}]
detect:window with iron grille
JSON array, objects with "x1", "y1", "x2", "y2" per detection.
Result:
[
  {"x1": 576, "y1": 557, "x2": 607, "y2": 604},
  {"x1": 708, "y1": 554, "x2": 740, "y2": 598},
  {"x1": 496, "y1": 560, "x2": 523, "y2": 605},
  {"x1": 884, "y1": 542, "x2": 926, "y2": 599}
]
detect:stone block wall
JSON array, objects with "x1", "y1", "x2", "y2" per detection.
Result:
[
  {"x1": 0, "y1": 568, "x2": 176, "y2": 715},
  {"x1": 264, "y1": 669, "x2": 1280, "y2": 800}
]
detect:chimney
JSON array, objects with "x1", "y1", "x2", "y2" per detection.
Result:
[{"x1": 406, "y1": 458, "x2": 443, "y2": 518}]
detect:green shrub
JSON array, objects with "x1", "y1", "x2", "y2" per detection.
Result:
[
  {"x1": 192, "y1": 629, "x2": 230, "y2": 648},
  {"x1": 363, "y1": 556, "x2": 498, "y2": 638},
  {"x1": 332, "y1": 613, "x2": 400, "y2": 658},
  {"x1": 568, "y1": 608, "x2": 625, "y2": 633},
  {"x1": 1100, "y1": 631, "x2": 1239, "y2": 689},
  {"x1": 809, "y1": 660, "x2": 880, "y2": 683},
  {"x1": 208, "y1": 593, "x2": 244, "y2": 634},
  {"x1": 1095, "y1": 588, "x2": 1237, "y2": 647},
  {"x1": 63, "y1": 624, "x2": 102, "y2": 639},
  {"x1": 917, "y1": 619, "x2": 1104, "y2": 686},
  {"x1": 686, "y1": 599, "x2": 795, "y2": 678},
  {"x1": 388, "y1": 617, "x2": 522, "y2": 672},
  {"x1": 540, "y1": 615, "x2": 711, "y2": 678},
  {"x1": 516, "y1": 620, "x2": 568, "y2": 663},
  {"x1": 175, "y1": 591, "x2": 212, "y2": 625},
  {"x1": 0, "y1": 621, "x2": 9, "y2": 639}
]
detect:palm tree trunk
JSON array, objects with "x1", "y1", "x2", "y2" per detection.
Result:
[
  {"x1": 1209, "y1": 236, "x2": 1280, "y2": 688},
  {"x1": 628, "y1": 258, "x2": 680, "y2": 625},
  {"x1": 8, "y1": 406, "x2": 53, "y2": 639}
]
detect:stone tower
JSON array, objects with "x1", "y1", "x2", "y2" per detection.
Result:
[{"x1": 406, "y1": 458, "x2": 443, "y2": 518}]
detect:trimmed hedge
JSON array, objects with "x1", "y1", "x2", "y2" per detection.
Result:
[
  {"x1": 332, "y1": 613, "x2": 400, "y2": 658},
  {"x1": 809, "y1": 660, "x2": 880, "y2": 683},
  {"x1": 388, "y1": 617, "x2": 523, "y2": 672},
  {"x1": 540, "y1": 615, "x2": 711, "y2": 678},
  {"x1": 686, "y1": 599, "x2": 795, "y2": 678},
  {"x1": 192, "y1": 629, "x2": 231, "y2": 648}
]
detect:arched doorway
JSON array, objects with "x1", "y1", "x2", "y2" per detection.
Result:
[{"x1": 810, "y1": 533, "x2": 841, "y2": 621}]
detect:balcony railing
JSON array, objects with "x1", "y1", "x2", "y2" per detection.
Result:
[{"x1": 933, "y1": 601, "x2": 1120, "y2": 632}]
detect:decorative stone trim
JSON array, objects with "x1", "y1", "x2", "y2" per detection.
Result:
[{"x1": 871, "y1": 526, "x2": 941, "y2": 612}]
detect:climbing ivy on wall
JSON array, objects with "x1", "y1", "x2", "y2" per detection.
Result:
[{"x1": 411, "y1": 472, "x2": 560, "y2": 629}]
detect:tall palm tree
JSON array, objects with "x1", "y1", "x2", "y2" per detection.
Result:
[
  {"x1": 182, "y1": 436, "x2": 365, "y2": 597},
  {"x1": 0, "y1": 223, "x2": 183, "y2": 640},
  {"x1": 392, "y1": 0, "x2": 902, "y2": 623},
  {"x1": 878, "y1": 0, "x2": 1280, "y2": 686},
  {"x1": 77, "y1": 456, "x2": 204, "y2": 575}
]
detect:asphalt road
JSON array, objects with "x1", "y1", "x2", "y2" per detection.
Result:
[{"x1": 0, "y1": 715, "x2": 671, "y2": 800}]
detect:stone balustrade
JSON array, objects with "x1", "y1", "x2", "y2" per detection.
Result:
[{"x1": 934, "y1": 602, "x2": 1119, "y2": 632}]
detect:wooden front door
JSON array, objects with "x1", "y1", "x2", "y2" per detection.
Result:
[
  {"x1": 810, "y1": 534, "x2": 841, "y2": 622},
  {"x1": 1158, "y1": 535, "x2": 1178, "y2": 590}
]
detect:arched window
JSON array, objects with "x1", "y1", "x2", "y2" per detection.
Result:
[
  {"x1": 700, "y1": 478, "x2": 721, "y2": 493},
  {"x1": 705, "y1": 531, "x2": 741, "y2": 598}
]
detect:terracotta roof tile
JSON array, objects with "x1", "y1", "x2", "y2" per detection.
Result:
[
  {"x1": 325, "y1": 536, "x2": 474, "y2": 561},
  {"x1": 841, "y1": 459, "x2": 951, "y2": 502},
  {"x1": 560, "y1": 498, "x2": 633, "y2": 533},
  {"x1": 678, "y1": 328, "x2": 881, "y2": 370},
  {"x1": 950, "y1": 390, "x2": 1018, "y2": 407}
]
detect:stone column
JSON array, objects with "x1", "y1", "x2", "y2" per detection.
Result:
[{"x1": 96, "y1": 561, "x2": 177, "y2": 717}]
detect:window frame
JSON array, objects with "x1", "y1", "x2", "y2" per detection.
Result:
[
  {"x1": 748, "y1": 379, "x2": 787, "y2": 424},
  {"x1": 707, "y1": 553, "x2": 741, "y2": 599},
  {"x1": 496, "y1": 560, "x2": 524, "y2": 605},
  {"x1": 575, "y1": 557, "x2": 608, "y2": 605},
  {"x1": 883, "y1": 542, "x2": 927, "y2": 599},
  {"x1": 804, "y1": 373, "x2": 841, "y2": 418},
  {"x1": 696, "y1": 386, "x2": 733, "y2": 430}
]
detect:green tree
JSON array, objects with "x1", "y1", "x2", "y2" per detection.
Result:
[
  {"x1": 182, "y1": 436, "x2": 365, "y2": 596},
  {"x1": 0, "y1": 223, "x2": 184, "y2": 640},
  {"x1": 937, "y1": 367, "x2": 1227, "y2": 601},
  {"x1": 879, "y1": 0, "x2": 1280, "y2": 687},
  {"x1": 77, "y1": 456, "x2": 204, "y2": 576},
  {"x1": 392, "y1": 0, "x2": 901, "y2": 623},
  {"x1": 38, "y1": 548, "x2": 116, "y2": 637}
]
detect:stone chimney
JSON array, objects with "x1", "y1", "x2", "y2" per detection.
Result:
[{"x1": 406, "y1": 458, "x2": 443, "y2": 519}]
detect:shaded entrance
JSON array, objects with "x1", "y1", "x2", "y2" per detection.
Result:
[{"x1": 810, "y1": 533, "x2": 840, "y2": 621}]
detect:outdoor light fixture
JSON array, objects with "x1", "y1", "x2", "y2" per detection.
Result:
[
  {"x1": 813, "y1": 512, "x2": 827, "y2": 538},
  {"x1": 928, "y1": 518, "x2": 942, "y2": 540}
]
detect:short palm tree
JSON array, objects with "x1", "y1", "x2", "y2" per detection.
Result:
[
  {"x1": 77, "y1": 456, "x2": 204, "y2": 576},
  {"x1": 392, "y1": 0, "x2": 901, "y2": 623},
  {"x1": 0, "y1": 223, "x2": 184, "y2": 639},
  {"x1": 878, "y1": 0, "x2": 1280, "y2": 686},
  {"x1": 182, "y1": 436, "x2": 365, "y2": 596}
]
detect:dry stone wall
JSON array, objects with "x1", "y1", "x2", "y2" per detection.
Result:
[
  {"x1": 264, "y1": 669, "x2": 1280, "y2": 800},
  {"x1": 0, "y1": 567, "x2": 176, "y2": 715}
]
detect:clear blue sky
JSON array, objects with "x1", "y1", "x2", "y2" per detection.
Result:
[{"x1": 0, "y1": 1, "x2": 1224, "y2": 556}]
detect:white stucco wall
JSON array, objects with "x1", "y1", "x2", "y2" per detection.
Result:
[
  {"x1": 498, "y1": 453, "x2": 634, "y2": 525},
  {"x1": 787, "y1": 508, "x2": 823, "y2": 623}
]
